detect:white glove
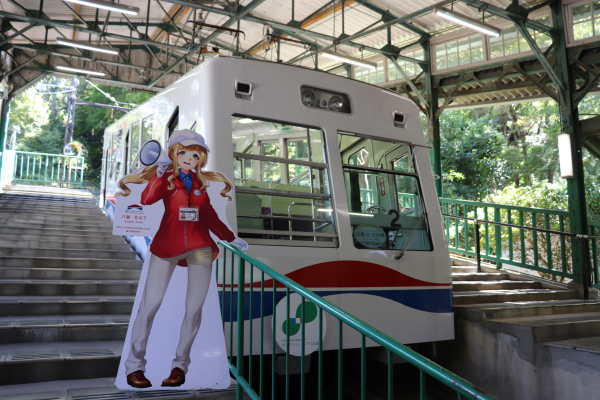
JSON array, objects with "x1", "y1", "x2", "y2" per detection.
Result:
[
  {"x1": 230, "y1": 237, "x2": 248, "y2": 251},
  {"x1": 157, "y1": 165, "x2": 167, "y2": 177}
]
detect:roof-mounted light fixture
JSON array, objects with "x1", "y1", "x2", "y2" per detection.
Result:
[
  {"x1": 319, "y1": 49, "x2": 377, "y2": 70},
  {"x1": 63, "y1": 0, "x2": 139, "y2": 16},
  {"x1": 56, "y1": 38, "x2": 119, "y2": 55},
  {"x1": 433, "y1": 7, "x2": 501, "y2": 37},
  {"x1": 56, "y1": 65, "x2": 106, "y2": 76}
]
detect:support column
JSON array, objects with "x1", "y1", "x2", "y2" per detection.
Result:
[
  {"x1": 552, "y1": 1, "x2": 590, "y2": 286},
  {"x1": 422, "y1": 40, "x2": 442, "y2": 197},
  {"x1": 0, "y1": 94, "x2": 10, "y2": 151}
]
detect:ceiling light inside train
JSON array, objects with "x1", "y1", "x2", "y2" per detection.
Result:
[
  {"x1": 319, "y1": 50, "x2": 377, "y2": 70},
  {"x1": 64, "y1": 0, "x2": 139, "y2": 15},
  {"x1": 238, "y1": 118, "x2": 254, "y2": 124},
  {"x1": 56, "y1": 38, "x2": 119, "y2": 55},
  {"x1": 56, "y1": 65, "x2": 105, "y2": 76},
  {"x1": 433, "y1": 7, "x2": 501, "y2": 37},
  {"x1": 301, "y1": 90, "x2": 316, "y2": 107}
]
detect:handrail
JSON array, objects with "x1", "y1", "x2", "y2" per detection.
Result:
[
  {"x1": 439, "y1": 194, "x2": 600, "y2": 299},
  {"x1": 13, "y1": 150, "x2": 84, "y2": 159},
  {"x1": 218, "y1": 241, "x2": 497, "y2": 400}
]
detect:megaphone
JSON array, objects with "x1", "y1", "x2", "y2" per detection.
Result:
[{"x1": 140, "y1": 140, "x2": 171, "y2": 166}]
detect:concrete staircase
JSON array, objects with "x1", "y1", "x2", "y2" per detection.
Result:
[
  {"x1": 0, "y1": 185, "x2": 139, "y2": 388},
  {"x1": 0, "y1": 185, "x2": 236, "y2": 400},
  {"x1": 444, "y1": 257, "x2": 600, "y2": 399}
]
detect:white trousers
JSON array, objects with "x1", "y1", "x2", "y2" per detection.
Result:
[{"x1": 125, "y1": 247, "x2": 213, "y2": 375}]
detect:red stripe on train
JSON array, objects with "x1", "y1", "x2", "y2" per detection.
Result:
[{"x1": 219, "y1": 260, "x2": 451, "y2": 288}]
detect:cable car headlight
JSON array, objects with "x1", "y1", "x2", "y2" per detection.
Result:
[
  {"x1": 328, "y1": 96, "x2": 344, "y2": 111},
  {"x1": 300, "y1": 85, "x2": 351, "y2": 114},
  {"x1": 301, "y1": 89, "x2": 316, "y2": 107}
]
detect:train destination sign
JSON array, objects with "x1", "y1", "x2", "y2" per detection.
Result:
[{"x1": 354, "y1": 224, "x2": 387, "y2": 248}]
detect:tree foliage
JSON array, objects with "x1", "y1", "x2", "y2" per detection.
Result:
[{"x1": 8, "y1": 77, "x2": 153, "y2": 183}]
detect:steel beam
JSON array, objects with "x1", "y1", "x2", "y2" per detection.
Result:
[
  {"x1": 387, "y1": 56, "x2": 429, "y2": 108},
  {"x1": 458, "y1": 0, "x2": 558, "y2": 34},
  {"x1": 6, "y1": 43, "x2": 184, "y2": 77},
  {"x1": 147, "y1": 0, "x2": 266, "y2": 87},
  {"x1": 514, "y1": 20, "x2": 565, "y2": 92},
  {"x1": 422, "y1": 39, "x2": 442, "y2": 196},
  {"x1": 551, "y1": 1, "x2": 590, "y2": 289},
  {"x1": 0, "y1": 11, "x2": 187, "y2": 53},
  {"x1": 0, "y1": 23, "x2": 37, "y2": 48}
]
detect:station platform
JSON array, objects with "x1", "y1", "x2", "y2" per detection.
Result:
[
  {"x1": 3, "y1": 184, "x2": 600, "y2": 399},
  {"x1": 443, "y1": 257, "x2": 600, "y2": 399}
]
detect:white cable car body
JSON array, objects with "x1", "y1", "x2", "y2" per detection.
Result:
[{"x1": 101, "y1": 56, "x2": 454, "y2": 357}]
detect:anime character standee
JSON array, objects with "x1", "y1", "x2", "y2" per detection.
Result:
[{"x1": 118, "y1": 130, "x2": 247, "y2": 388}]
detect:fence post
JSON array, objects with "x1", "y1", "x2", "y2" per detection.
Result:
[
  {"x1": 580, "y1": 237, "x2": 590, "y2": 300},
  {"x1": 236, "y1": 256, "x2": 245, "y2": 400},
  {"x1": 475, "y1": 221, "x2": 481, "y2": 273}
]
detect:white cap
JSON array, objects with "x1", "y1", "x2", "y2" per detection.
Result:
[{"x1": 168, "y1": 129, "x2": 210, "y2": 153}]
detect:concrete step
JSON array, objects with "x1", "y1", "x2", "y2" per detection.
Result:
[
  {"x1": 0, "y1": 296, "x2": 134, "y2": 316},
  {"x1": 0, "y1": 315, "x2": 129, "y2": 343},
  {"x1": 0, "y1": 212, "x2": 109, "y2": 225},
  {"x1": 0, "y1": 280, "x2": 138, "y2": 296},
  {"x1": 452, "y1": 280, "x2": 541, "y2": 292},
  {"x1": 0, "y1": 247, "x2": 137, "y2": 260},
  {"x1": 0, "y1": 217, "x2": 113, "y2": 229},
  {"x1": 0, "y1": 220, "x2": 113, "y2": 232},
  {"x1": 0, "y1": 194, "x2": 95, "y2": 202},
  {"x1": 474, "y1": 300, "x2": 600, "y2": 320},
  {"x1": 545, "y1": 335, "x2": 600, "y2": 354},
  {"x1": 451, "y1": 266, "x2": 478, "y2": 273},
  {"x1": 0, "y1": 239, "x2": 131, "y2": 251},
  {"x1": 0, "y1": 205, "x2": 104, "y2": 216},
  {"x1": 0, "y1": 208, "x2": 111, "y2": 224},
  {"x1": 0, "y1": 256, "x2": 143, "y2": 270},
  {"x1": 488, "y1": 312, "x2": 600, "y2": 342},
  {"x1": 452, "y1": 272, "x2": 509, "y2": 281},
  {"x1": 453, "y1": 289, "x2": 579, "y2": 305},
  {"x1": 0, "y1": 340, "x2": 122, "y2": 385},
  {"x1": 0, "y1": 267, "x2": 141, "y2": 281},
  {"x1": 0, "y1": 378, "x2": 236, "y2": 398},
  {"x1": 0, "y1": 232, "x2": 126, "y2": 244},
  {"x1": 0, "y1": 226, "x2": 117, "y2": 238},
  {"x1": 0, "y1": 200, "x2": 98, "y2": 209}
]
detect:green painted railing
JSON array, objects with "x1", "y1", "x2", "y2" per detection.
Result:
[
  {"x1": 6, "y1": 151, "x2": 85, "y2": 188},
  {"x1": 439, "y1": 198, "x2": 600, "y2": 288},
  {"x1": 217, "y1": 241, "x2": 497, "y2": 400}
]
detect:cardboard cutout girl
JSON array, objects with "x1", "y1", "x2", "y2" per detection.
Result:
[{"x1": 115, "y1": 130, "x2": 247, "y2": 389}]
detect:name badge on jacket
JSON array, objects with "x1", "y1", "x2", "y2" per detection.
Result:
[{"x1": 179, "y1": 206, "x2": 199, "y2": 222}]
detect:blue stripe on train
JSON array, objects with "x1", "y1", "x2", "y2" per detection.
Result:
[{"x1": 218, "y1": 288, "x2": 453, "y2": 323}]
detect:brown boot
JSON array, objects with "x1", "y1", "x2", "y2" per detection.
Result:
[
  {"x1": 126, "y1": 370, "x2": 152, "y2": 388},
  {"x1": 161, "y1": 367, "x2": 185, "y2": 387}
]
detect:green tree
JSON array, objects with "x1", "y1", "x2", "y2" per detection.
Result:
[{"x1": 9, "y1": 87, "x2": 50, "y2": 147}]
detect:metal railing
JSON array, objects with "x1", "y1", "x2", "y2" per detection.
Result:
[
  {"x1": 2, "y1": 151, "x2": 85, "y2": 188},
  {"x1": 439, "y1": 198, "x2": 600, "y2": 290},
  {"x1": 217, "y1": 241, "x2": 497, "y2": 400}
]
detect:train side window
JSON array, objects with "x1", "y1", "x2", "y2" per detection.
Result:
[
  {"x1": 231, "y1": 116, "x2": 337, "y2": 248},
  {"x1": 142, "y1": 116, "x2": 153, "y2": 144},
  {"x1": 130, "y1": 122, "x2": 141, "y2": 171},
  {"x1": 167, "y1": 106, "x2": 179, "y2": 137},
  {"x1": 338, "y1": 132, "x2": 431, "y2": 251}
]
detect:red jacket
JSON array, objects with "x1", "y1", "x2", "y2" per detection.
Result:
[{"x1": 141, "y1": 170, "x2": 235, "y2": 263}]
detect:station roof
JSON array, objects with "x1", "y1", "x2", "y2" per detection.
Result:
[{"x1": 0, "y1": 0, "x2": 598, "y2": 109}]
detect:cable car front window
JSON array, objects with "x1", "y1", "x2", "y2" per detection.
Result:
[
  {"x1": 232, "y1": 116, "x2": 337, "y2": 247},
  {"x1": 339, "y1": 133, "x2": 432, "y2": 251}
]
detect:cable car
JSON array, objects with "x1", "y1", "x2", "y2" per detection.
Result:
[{"x1": 101, "y1": 56, "x2": 453, "y2": 360}]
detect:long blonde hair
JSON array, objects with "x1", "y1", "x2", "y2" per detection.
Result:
[{"x1": 117, "y1": 143, "x2": 233, "y2": 201}]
